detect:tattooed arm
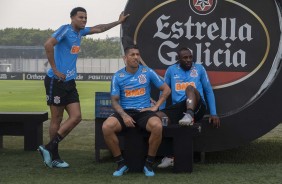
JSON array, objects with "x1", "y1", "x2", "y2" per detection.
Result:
[
  {"x1": 89, "y1": 12, "x2": 129, "y2": 34},
  {"x1": 111, "y1": 95, "x2": 136, "y2": 127}
]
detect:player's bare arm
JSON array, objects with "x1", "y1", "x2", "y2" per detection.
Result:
[
  {"x1": 89, "y1": 12, "x2": 129, "y2": 34},
  {"x1": 111, "y1": 95, "x2": 136, "y2": 127},
  {"x1": 141, "y1": 83, "x2": 171, "y2": 112},
  {"x1": 44, "y1": 37, "x2": 66, "y2": 80}
]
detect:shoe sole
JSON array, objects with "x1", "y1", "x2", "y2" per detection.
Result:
[
  {"x1": 143, "y1": 167, "x2": 155, "y2": 177},
  {"x1": 179, "y1": 120, "x2": 194, "y2": 126},
  {"x1": 52, "y1": 160, "x2": 70, "y2": 168},
  {"x1": 38, "y1": 146, "x2": 53, "y2": 168},
  {"x1": 113, "y1": 166, "x2": 129, "y2": 176}
]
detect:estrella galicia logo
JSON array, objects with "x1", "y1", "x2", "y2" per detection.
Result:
[
  {"x1": 122, "y1": 0, "x2": 282, "y2": 117},
  {"x1": 189, "y1": 0, "x2": 217, "y2": 15}
]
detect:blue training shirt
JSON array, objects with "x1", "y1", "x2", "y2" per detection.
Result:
[
  {"x1": 111, "y1": 65, "x2": 165, "y2": 110},
  {"x1": 164, "y1": 63, "x2": 217, "y2": 115},
  {"x1": 47, "y1": 24, "x2": 90, "y2": 81}
]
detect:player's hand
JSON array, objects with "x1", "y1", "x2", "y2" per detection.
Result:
[
  {"x1": 118, "y1": 11, "x2": 130, "y2": 23},
  {"x1": 122, "y1": 114, "x2": 136, "y2": 127},
  {"x1": 209, "y1": 115, "x2": 220, "y2": 128},
  {"x1": 140, "y1": 106, "x2": 158, "y2": 112},
  {"x1": 53, "y1": 70, "x2": 66, "y2": 82}
]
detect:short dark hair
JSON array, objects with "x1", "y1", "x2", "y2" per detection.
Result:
[
  {"x1": 70, "y1": 7, "x2": 86, "y2": 17},
  {"x1": 124, "y1": 45, "x2": 139, "y2": 55},
  {"x1": 177, "y1": 47, "x2": 193, "y2": 57}
]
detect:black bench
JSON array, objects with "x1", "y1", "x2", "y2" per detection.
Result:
[
  {"x1": 0, "y1": 112, "x2": 48, "y2": 151},
  {"x1": 95, "y1": 118, "x2": 201, "y2": 173}
]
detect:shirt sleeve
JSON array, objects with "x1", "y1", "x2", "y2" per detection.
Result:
[
  {"x1": 80, "y1": 27, "x2": 91, "y2": 36},
  {"x1": 52, "y1": 25, "x2": 68, "y2": 42},
  {"x1": 164, "y1": 67, "x2": 172, "y2": 87},
  {"x1": 149, "y1": 68, "x2": 165, "y2": 88},
  {"x1": 110, "y1": 74, "x2": 120, "y2": 97},
  {"x1": 200, "y1": 65, "x2": 217, "y2": 115},
  {"x1": 159, "y1": 68, "x2": 171, "y2": 110}
]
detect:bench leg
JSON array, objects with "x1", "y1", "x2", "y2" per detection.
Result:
[
  {"x1": 0, "y1": 136, "x2": 3, "y2": 149},
  {"x1": 200, "y1": 152, "x2": 206, "y2": 163},
  {"x1": 95, "y1": 148, "x2": 100, "y2": 162},
  {"x1": 24, "y1": 122, "x2": 43, "y2": 151},
  {"x1": 173, "y1": 135, "x2": 193, "y2": 173},
  {"x1": 124, "y1": 128, "x2": 147, "y2": 172}
]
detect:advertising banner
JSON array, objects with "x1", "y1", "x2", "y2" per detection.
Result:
[
  {"x1": 122, "y1": 0, "x2": 282, "y2": 151},
  {"x1": 0, "y1": 72, "x2": 23, "y2": 80},
  {"x1": 24, "y1": 73, "x2": 113, "y2": 81}
]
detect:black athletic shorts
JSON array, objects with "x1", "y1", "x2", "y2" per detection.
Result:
[
  {"x1": 160, "y1": 97, "x2": 207, "y2": 124},
  {"x1": 44, "y1": 75, "x2": 79, "y2": 106},
  {"x1": 110, "y1": 109, "x2": 159, "y2": 130}
]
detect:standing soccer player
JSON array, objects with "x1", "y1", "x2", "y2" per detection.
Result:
[{"x1": 38, "y1": 7, "x2": 129, "y2": 168}]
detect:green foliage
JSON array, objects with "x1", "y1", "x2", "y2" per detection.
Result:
[
  {"x1": 80, "y1": 37, "x2": 122, "y2": 58},
  {"x1": 0, "y1": 28, "x2": 52, "y2": 46},
  {"x1": 0, "y1": 28, "x2": 122, "y2": 58}
]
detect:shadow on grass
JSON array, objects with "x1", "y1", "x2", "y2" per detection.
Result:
[{"x1": 204, "y1": 140, "x2": 282, "y2": 164}]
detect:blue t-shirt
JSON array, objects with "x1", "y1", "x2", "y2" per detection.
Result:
[
  {"x1": 111, "y1": 65, "x2": 165, "y2": 110},
  {"x1": 164, "y1": 63, "x2": 217, "y2": 115},
  {"x1": 47, "y1": 24, "x2": 90, "y2": 81}
]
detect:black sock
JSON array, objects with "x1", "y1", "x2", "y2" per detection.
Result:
[
  {"x1": 145, "y1": 155, "x2": 155, "y2": 171},
  {"x1": 51, "y1": 144, "x2": 60, "y2": 160},
  {"x1": 114, "y1": 155, "x2": 125, "y2": 170},
  {"x1": 45, "y1": 133, "x2": 63, "y2": 156},
  {"x1": 186, "y1": 109, "x2": 194, "y2": 118}
]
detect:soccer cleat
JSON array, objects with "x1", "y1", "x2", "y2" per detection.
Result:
[
  {"x1": 143, "y1": 166, "x2": 155, "y2": 177},
  {"x1": 52, "y1": 159, "x2": 70, "y2": 168},
  {"x1": 113, "y1": 165, "x2": 129, "y2": 176},
  {"x1": 157, "y1": 157, "x2": 174, "y2": 168},
  {"x1": 38, "y1": 145, "x2": 53, "y2": 168},
  {"x1": 179, "y1": 113, "x2": 194, "y2": 126}
]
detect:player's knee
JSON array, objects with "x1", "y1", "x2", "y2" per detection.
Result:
[
  {"x1": 102, "y1": 119, "x2": 116, "y2": 135},
  {"x1": 186, "y1": 85, "x2": 196, "y2": 92},
  {"x1": 148, "y1": 118, "x2": 162, "y2": 134},
  {"x1": 72, "y1": 114, "x2": 82, "y2": 125}
]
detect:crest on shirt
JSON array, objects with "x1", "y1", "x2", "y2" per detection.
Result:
[
  {"x1": 138, "y1": 74, "x2": 147, "y2": 84},
  {"x1": 190, "y1": 69, "x2": 198, "y2": 77}
]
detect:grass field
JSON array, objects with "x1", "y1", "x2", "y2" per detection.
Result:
[
  {"x1": 0, "y1": 80, "x2": 111, "y2": 120},
  {"x1": 0, "y1": 121, "x2": 281, "y2": 184},
  {"x1": 0, "y1": 80, "x2": 282, "y2": 183}
]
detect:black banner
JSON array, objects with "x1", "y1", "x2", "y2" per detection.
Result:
[
  {"x1": 24, "y1": 73, "x2": 113, "y2": 81},
  {"x1": 122, "y1": 0, "x2": 282, "y2": 152},
  {"x1": 0, "y1": 72, "x2": 23, "y2": 80},
  {"x1": 76, "y1": 73, "x2": 113, "y2": 81}
]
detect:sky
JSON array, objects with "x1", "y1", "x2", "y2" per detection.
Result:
[{"x1": 0, "y1": 0, "x2": 128, "y2": 39}]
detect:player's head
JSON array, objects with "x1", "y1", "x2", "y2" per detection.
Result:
[
  {"x1": 70, "y1": 7, "x2": 87, "y2": 17},
  {"x1": 177, "y1": 47, "x2": 193, "y2": 71},
  {"x1": 123, "y1": 45, "x2": 140, "y2": 69},
  {"x1": 124, "y1": 45, "x2": 139, "y2": 55},
  {"x1": 70, "y1": 7, "x2": 87, "y2": 30}
]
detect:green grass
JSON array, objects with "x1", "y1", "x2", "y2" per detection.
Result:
[
  {"x1": 0, "y1": 122, "x2": 282, "y2": 184},
  {"x1": 1, "y1": 80, "x2": 282, "y2": 183},
  {"x1": 0, "y1": 80, "x2": 111, "y2": 120}
]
